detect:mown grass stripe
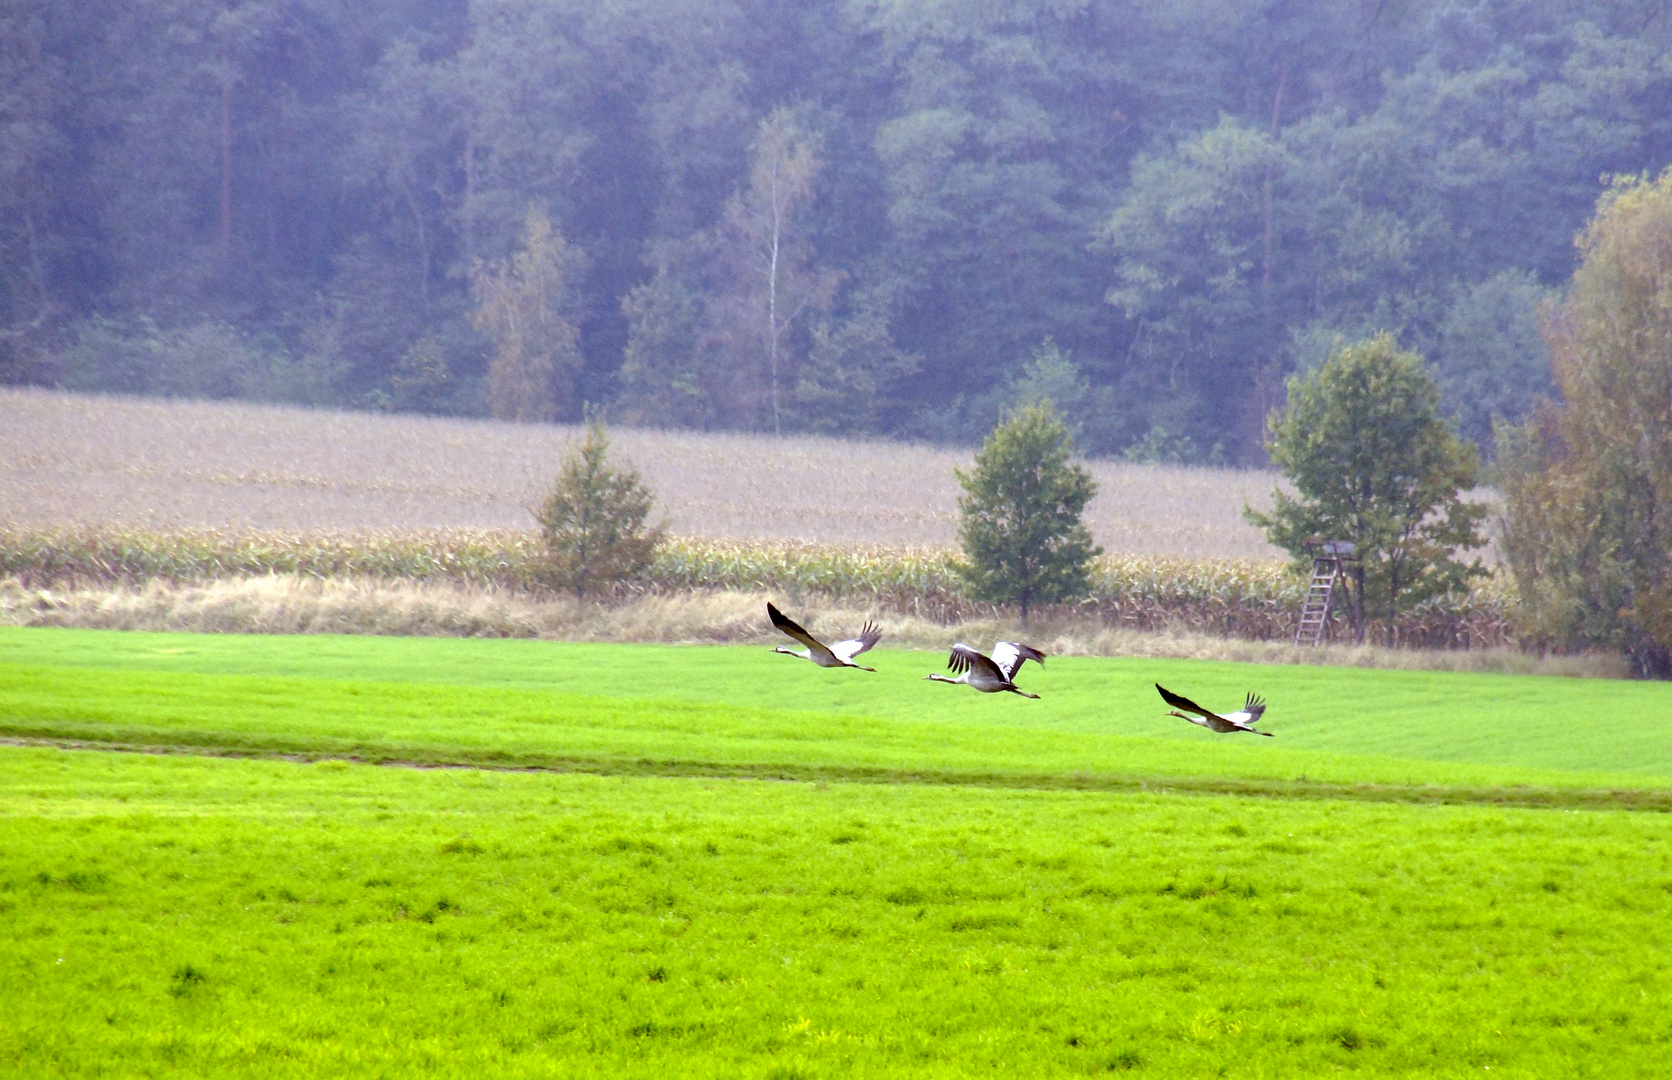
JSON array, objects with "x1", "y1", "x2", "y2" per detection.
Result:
[{"x1": 7, "y1": 734, "x2": 1671, "y2": 814}]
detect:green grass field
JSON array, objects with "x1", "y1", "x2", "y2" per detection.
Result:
[
  {"x1": 4, "y1": 628, "x2": 1671, "y2": 801},
  {"x1": 4, "y1": 626, "x2": 1672, "y2": 1076}
]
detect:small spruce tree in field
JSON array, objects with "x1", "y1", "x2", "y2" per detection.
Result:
[
  {"x1": 535, "y1": 422, "x2": 664, "y2": 598},
  {"x1": 955, "y1": 402, "x2": 1101, "y2": 620}
]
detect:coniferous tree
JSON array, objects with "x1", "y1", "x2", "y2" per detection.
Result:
[
  {"x1": 389, "y1": 335, "x2": 452, "y2": 414},
  {"x1": 789, "y1": 312, "x2": 917, "y2": 435},
  {"x1": 954, "y1": 402, "x2": 1101, "y2": 621},
  {"x1": 534, "y1": 422, "x2": 664, "y2": 598}
]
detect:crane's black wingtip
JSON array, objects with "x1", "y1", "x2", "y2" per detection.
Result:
[{"x1": 767, "y1": 602, "x2": 806, "y2": 638}]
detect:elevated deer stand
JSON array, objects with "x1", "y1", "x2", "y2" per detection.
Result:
[{"x1": 1295, "y1": 540, "x2": 1355, "y2": 646}]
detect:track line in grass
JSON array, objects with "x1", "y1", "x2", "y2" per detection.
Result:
[{"x1": 9, "y1": 735, "x2": 1671, "y2": 814}]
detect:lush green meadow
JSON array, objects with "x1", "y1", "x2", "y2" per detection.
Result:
[
  {"x1": 6, "y1": 748, "x2": 1672, "y2": 1078},
  {"x1": 2, "y1": 627, "x2": 1671, "y2": 800},
  {"x1": 4, "y1": 626, "x2": 1672, "y2": 1076}
]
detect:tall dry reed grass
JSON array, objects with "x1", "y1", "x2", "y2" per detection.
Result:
[
  {"x1": 0, "y1": 575, "x2": 1621, "y2": 678},
  {"x1": 1, "y1": 387, "x2": 1286, "y2": 557}
]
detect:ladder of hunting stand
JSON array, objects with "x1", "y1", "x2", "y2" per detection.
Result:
[{"x1": 1295, "y1": 556, "x2": 1342, "y2": 646}]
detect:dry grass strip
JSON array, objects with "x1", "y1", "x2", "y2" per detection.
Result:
[
  {"x1": 0, "y1": 575, "x2": 1623, "y2": 678},
  {"x1": 0, "y1": 526, "x2": 1515, "y2": 650}
]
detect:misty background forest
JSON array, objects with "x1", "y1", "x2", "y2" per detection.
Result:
[{"x1": 4, "y1": 0, "x2": 1671, "y2": 463}]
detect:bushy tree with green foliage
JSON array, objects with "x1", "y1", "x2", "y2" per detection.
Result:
[
  {"x1": 535, "y1": 422, "x2": 664, "y2": 598},
  {"x1": 954, "y1": 402, "x2": 1101, "y2": 621},
  {"x1": 1498, "y1": 170, "x2": 1672, "y2": 679},
  {"x1": 1247, "y1": 334, "x2": 1487, "y2": 644}
]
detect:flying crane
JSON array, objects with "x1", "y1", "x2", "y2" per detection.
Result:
[
  {"x1": 924, "y1": 642, "x2": 1046, "y2": 697},
  {"x1": 1155, "y1": 683, "x2": 1273, "y2": 736},
  {"x1": 767, "y1": 602, "x2": 882, "y2": 670}
]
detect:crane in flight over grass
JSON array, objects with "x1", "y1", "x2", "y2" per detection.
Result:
[
  {"x1": 767, "y1": 602, "x2": 882, "y2": 670},
  {"x1": 925, "y1": 642, "x2": 1046, "y2": 698},
  {"x1": 1156, "y1": 683, "x2": 1273, "y2": 736}
]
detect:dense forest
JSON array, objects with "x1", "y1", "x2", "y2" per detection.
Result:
[{"x1": 3, "y1": 0, "x2": 1671, "y2": 462}]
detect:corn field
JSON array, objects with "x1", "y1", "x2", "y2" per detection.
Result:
[{"x1": 0, "y1": 526, "x2": 1515, "y2": 649}]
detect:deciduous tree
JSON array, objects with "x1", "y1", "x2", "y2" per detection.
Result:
[
  {"x1": 712, "y1": 106, "x2": 838, "y2": 433},
  {"x1": 954, "y1": 402, "x2": 1101, "y2": 621},
  {"x1": 1498, "y1": 169, "x2": 1672, "y2": 678},
  {"x1": 1247, "y1": 333, "x2": 1487, "y2": 644},
  {"x1": 471, "y1": 208, "x2": 584, "y2": 423}
]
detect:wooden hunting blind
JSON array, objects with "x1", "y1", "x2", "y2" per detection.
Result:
[{"x1": 1296, "y1": 539, "x2": 1356, "y2": 646}]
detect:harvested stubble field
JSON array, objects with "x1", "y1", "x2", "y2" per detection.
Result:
[
  {"x1": 0, "y1": 387, "x2": 1284, "y2": 557},
  {"x1": 4, "y1": 628, "x2": 1672, "y2": 1076},
  {"x1": 2, "y1": 388, "x2": 1521, "y2": 660}
]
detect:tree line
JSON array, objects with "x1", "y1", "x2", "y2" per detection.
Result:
[
  {"x1": 3, "y1": 1, "x2": 1672, "y2": 461},
  {"x1": 552, "y1": 168, "x2": 1672, "y2": 676}
]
